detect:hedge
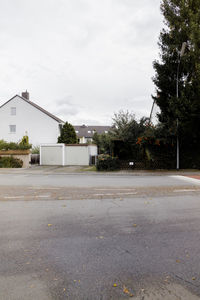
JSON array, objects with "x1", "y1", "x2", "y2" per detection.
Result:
[
  {"x1": 96, "y1": 154, "x2": 120, "y2": 171},
  {"x1": 0, "y1": 156, "x2": 23, "y2": 168},
  {"x1": 0, "y1": 139, "x2": 31, "y2": 151}
]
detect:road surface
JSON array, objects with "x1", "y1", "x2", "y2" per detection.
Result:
[{"x1": 0, "y1": 170, "x2": 200, "y2": 299}]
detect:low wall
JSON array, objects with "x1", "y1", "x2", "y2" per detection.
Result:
[{"x1": 0, "y1": 150, "x2": 31, "y2": 168}]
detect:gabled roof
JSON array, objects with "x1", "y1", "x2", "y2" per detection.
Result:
[
  {"x1": 0, "y1": 94, "x2": 64, "y2": 123},
  {"x1": 74, "y1": 125, "x2": 112, "y2": 138}
]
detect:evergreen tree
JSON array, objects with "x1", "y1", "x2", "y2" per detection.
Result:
[
  {"x1": 153, "y1": 0, "x2": 200, "y2": 166},
  {"x1": 58, "y1": 122, "x2": 77, "y2": 144}
]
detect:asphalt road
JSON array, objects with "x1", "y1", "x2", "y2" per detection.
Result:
[
  {"x1": 0, "y1": 172, "x2": 200, "y2": 187},
  {"x1": 0, "y1": 171, "x2": 200, "y2": 299}
]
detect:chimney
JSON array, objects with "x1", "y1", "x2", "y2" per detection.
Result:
[{"x1": 22, "y1": 90, "x2": 29, "y2": 100}]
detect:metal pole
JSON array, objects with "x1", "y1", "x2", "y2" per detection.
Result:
[
  {"x1": 149, "y1": 99, "x2": 155, "y2": 124},
  {"x1": 176, "y1": 58, "x2": 180, "y2": 170},
  {"x1": 176, "y1": 42, "x2": 186, "y2": 170},
  {"x1": 176, "y1": 124, "x2": 180, "y2": 170}
]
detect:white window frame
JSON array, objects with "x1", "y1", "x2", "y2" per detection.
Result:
[
  {"x1": 9, "y1": 125, "x2": 16, "y2": 133},
  {"x1": 11, "y1": 107, "x2": 16, "y2": 116}
]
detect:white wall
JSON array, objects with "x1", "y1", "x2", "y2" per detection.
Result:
[
  {"x1": 40, "y1": 145, "x2": 64, "y2": 165},
  {"x1": 88, "y1": 145, "x2": 98, "y2": 156},
  {"x1": 65, "y1": 146, "x2": 89, "y2": 165},
  {"x1": 79, "y1": 137, "x2": 93, "y2": 144},
  {"x1": 40, "y1": 144, "x2": 97, "y2": 166},
  {"x1": 79, "y1": 137, "x2": 87, "y2": 144},
  {"x1": 0, "y1": 96, "x2": 61, "y2": 146}
]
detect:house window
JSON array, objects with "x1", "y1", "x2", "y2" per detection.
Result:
[
  {"x1": 11, "y1": 107, "x2": 16, "y2": 115},
  {"x1": 59, "y1": 124, "x2": 63, "y2": 134},
  {"x1": 86, "y1": 138, "x2": 92, "y2": 142},
  {"x1": 9, "y1": 125, "x2": 16, "y2": 133}
]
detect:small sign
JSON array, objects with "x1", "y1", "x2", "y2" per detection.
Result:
[{"x1": 129, "y1": 162, "x2": 134, "y2": 166}]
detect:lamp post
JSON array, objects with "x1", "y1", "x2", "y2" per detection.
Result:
[
  {"x1": 176, "y1": 42, "x2": 186, "y2": 170},
  {"x1": 149, "y1": 99, "x2": 155, "y2": 124}
]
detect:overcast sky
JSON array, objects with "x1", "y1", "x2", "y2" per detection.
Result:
[{"x1": 0, "y1": 0, "x2": 163, "y2": 125}]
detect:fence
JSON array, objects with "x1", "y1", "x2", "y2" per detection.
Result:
[{"x1": 119, "y1": 159, "x2": 176, "y2": 170}]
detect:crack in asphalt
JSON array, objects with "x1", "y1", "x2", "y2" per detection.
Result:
[{"x1": 171, "y1": 273, "x2": 200, "y2": 288}]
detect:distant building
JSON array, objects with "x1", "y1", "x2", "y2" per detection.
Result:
[
  {"x1": 74, "y1": 125, "x2": 111, "y2": 144},
  {"x1": 0, "y1": 92, "x2": 64, "y2": 146}
]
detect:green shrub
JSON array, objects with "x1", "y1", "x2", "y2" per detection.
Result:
[
  {"x1": 0, "y1": 139, "x2": 31, "y2": 150},
  {"x1": 19, "y1": 135, "x2": 29, "y2": 147},
  {"x1": 31, "y1": 146, "x2": 40, "y2": 154},
  {"x1": 0, "y1": 156, "x2": 23, "y2": 168},
  {"x1": 96, "y1": 154, "x2": 120, "y2": 171}
]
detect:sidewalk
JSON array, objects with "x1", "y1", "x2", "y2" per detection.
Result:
[{"x1": 0, "y1": 165, "x2": 200, "y2": 176}]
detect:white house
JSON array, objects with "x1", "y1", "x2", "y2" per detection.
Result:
[
  {"x1": 74, "y1": 125, "x2": 112, "y2": 143},
  {"x1": 0, "y1": 92, "x2": 64, "y2": 146}
]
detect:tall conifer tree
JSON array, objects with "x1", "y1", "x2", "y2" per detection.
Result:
[
  {"x1": 153, "y1": 0, "x2": 200, "y2": 165},
  {"x1": 58, "y1": 122, "x2": 77, "y2": 144}
]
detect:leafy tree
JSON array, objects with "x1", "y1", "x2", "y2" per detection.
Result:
[
  {"x1": 58, "y1": 122, "x2": 77, "y2": 144},
  {"x1": 111, "y1": 110, "x2": 136, "y2": 140},
  {"x1": 94, "y1": 110, "x2": 148, "y2": 159},
  {"x1": 111, "y1": 110, "x2": 147, "y2": 144},
  {"x1": 153, "y1": 0, "x2": 200, "y2": 166},
  {"x1": 93, "y1": 132, "x2": 113, "y2": 154}
]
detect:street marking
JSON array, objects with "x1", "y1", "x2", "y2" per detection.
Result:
[
  {"x1": 4, "y1": 196, "x2": 24, "y2": 199},
  {"x1": 28, "y1": 187, "x2": 60, "y2": 190},
  {"x1": 118, "y1": 192, "x2": 137, "y2": 195},
  {"x1": 170, "y1": 175, "x2": 200, "y2": 185},
  {"x1": 36, "y1": 195, "x2": 51, "y2": 198},
  {"x1": 93, "y1": 192, "x2": 138, "y2": 196},
  {"x1": 3, "y1": 195, "x2": 51, "y2": 199},
  {"x1": 94, "y1": 188, "x2": 136, "y2": 191},
  {"x1": 173, "y1": 189, "x2": 200, "y2": 193}
]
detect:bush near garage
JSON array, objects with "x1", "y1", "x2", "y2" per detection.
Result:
[
  {"x1": 0, "y1": 156, "x2": 23, "y2": 168},
  {"x1": 0, "y1": 138, "x2": 31, "y2": 150},
  {"x1": 96, "y1": 154, "x2": 120, "y2": 171},
  {"x1": 31, "y1": 146, "x2": 40, "y2": 154}
]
